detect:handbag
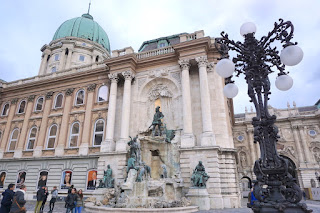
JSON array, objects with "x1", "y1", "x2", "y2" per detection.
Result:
[{"x1": 13, "y1": 197, "x2": 26, "y2": 213}]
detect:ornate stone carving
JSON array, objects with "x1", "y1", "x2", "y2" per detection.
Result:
[
  {"x1": 46, "y1": 91, "x2": 54, "y2": 99},
  {"x1": 207, "y1": 62, "x2": 215, "y2": 72},
  {"x1": 137, "y1": 77, "x2": 147, "y2": 90},
  {"x1": 239, "y1": 152, "x2": 247, "y2": 167},
  {"x1": 171, "y1": 72, "x2": 181, "y2": 84},
  {"x1": 11, "y1": 98, "x2": 18, "y2": 104},
  {"x1": 122, "y1": 70, "x2": 135, "y2": 80},
  {"x1": 178, "y1": 59, "x2": 190, "y2": 70},
  {"x1": 148, "y1": 84, "x2": 173, "y2": 101},
  {"x1": 28, "y1": 95, "x2": 36, "y2": 102},
  {"x1": 148, "y1": 68, "x2": 169, "y2": 78},
  {"x1": 195, "y1": 56, "x2": 208, "y2": 68},
  {"x1": 108, "y1": 73, "x2": 119, "y2": 83},
  {"x1": 87, "y1": 84, "x2": 97, "y2": 92},
  {"x1": 65, "y1": 88, "x2": 75, "y2": 96}
]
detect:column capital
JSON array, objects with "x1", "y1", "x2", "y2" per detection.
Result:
[
  {"x1": 28, "y1": 95, "x2": 36, "y2": 102},
  {"x1": 207, "y1": 62, "x2": 215, "y2": 72},
  {"x1": 108, "y1": 73, "x2": 119, "y2": 83},
  {"x1": 87, "y1": 83, "x2": 97, "y2": 92},
  {"x1": 65, "y1": 88, "x2": 75, "y2": 96},
  {"x1": 11, "y1": 98, "x2": 18, "y2": 105},
  {"x1": 46, "y1": 91, "x2": 54, "y2": 99},
  {"x1": 195, "y1": 55, "x2": 208, "y2": 68},
  {"x1": 122, "y1": 70, "x2": 135, "y2": 81},
  {"x1": 178, "y1": 59, "x2": 190, "y2": 70}
]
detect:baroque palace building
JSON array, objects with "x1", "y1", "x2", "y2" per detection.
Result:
[{"x1": 0, "y1": 12, "x2": 319, "y2": 208}]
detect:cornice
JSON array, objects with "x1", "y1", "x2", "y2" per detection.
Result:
[
  {"x1": 173, "y1": 36, "x2": 212, "y2": 58},
  {"x1": 104, "y1": 54, "x2": 137, "y2": 73}
]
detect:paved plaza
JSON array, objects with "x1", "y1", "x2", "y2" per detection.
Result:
[{"x1": 21, "y1": 198, "x2": 320, "y2": 213}]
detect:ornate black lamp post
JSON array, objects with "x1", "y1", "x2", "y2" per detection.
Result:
[{"x1": 215, "y1": 19, "x2": 312, "y2": 212}]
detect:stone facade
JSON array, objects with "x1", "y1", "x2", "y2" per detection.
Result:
[{"x1": 234, "y1": 104, "x2": 320, "y2": 195}]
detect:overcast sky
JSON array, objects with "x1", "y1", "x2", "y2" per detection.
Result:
[{"x1": 0, "y1": 0, "x2": 319, "y2": 113}]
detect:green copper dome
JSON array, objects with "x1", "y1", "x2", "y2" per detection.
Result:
[{"x1": 52, "y1": 14, "x2": 110, "y2": 52}]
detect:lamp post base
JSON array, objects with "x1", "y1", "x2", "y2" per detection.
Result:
[{"x1": 249, "y1": 201, "x2": 312, "y2": 213}]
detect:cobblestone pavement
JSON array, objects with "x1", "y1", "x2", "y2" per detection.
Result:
[{"x1": 22, "y1": 199, "x2": 320, "y2": 213}]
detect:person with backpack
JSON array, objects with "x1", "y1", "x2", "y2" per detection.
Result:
[
  {"x1": 49, "y1": 186, "x2": 58, "y2": 213},
  {"x1": 75, "y1": 189, "x2": 84, "y2": 213},
  {"x1": 0, "y1": 183, "x2": 15, "y2": 213},
  {"x1": 34, "y1": 186, "x2": 45, "y2": 213},
  {"x1": 39, "y1": 186, "x2": 48, "y2": 213},
  {"x1": 10, "y1": 184, "x2": 27, "y2": 213},
  {"x1": 65, "y1": 188, "x2": 77, "y2": 213}
]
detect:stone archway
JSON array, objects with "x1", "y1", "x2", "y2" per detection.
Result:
[{"x1": 240, "y1": 176, "x2": 252, "y2": 198}]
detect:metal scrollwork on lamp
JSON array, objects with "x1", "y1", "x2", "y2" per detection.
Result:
[{"x1": 215, "y1": 19, "x2": 311, "y2": 212}]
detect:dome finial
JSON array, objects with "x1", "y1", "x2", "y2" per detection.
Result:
[{"x1": 87, "y1": 0, "x2": 91, "y2": 14}]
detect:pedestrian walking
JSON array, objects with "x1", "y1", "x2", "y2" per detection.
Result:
[
  {"x1": 34, "y1": 186, "x2": 45, "y2": 213},
  {"x1": 49, "y1": 186, "x2": 58, "y2": 213},
  {"x1": 0, "y1": 183, "x2": 15, "y2": 213},
  {"x1": 39, "y1": 187, "x2": 48, "y2": 212},
  {"x1": 75, "y1": 189, "x2": 84, "y2": 213},
  {"x1": 9, "y1": 184, "x2": 26, "y2": 213},
  {"x1": 65, "y1": 188, "x2": 77, "y2": 213}
]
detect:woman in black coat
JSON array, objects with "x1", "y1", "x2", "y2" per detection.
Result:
[{"x1": 0, "y1": 184, "x2": 15, "y2": 213}]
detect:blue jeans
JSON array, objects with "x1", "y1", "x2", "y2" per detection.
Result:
[
  {"x1": 75, "y1": 206, "x2": 82, "y2": 213},
  {"x1": 66, "y1": 208, "x2": 75, "y2": 213}
]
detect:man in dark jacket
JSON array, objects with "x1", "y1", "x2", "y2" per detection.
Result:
[
  {"x1": 65, "y1": 188, "x2": 77, "y2": 213},
  {"x1": 9, "y1": 184, "x2": 26, "y2": 213},
  {"x1": 35, "y1": 186, "x2": 45, "y2": 213},
  {"x1": 0, "y1": 184, "x2": 15, "y2": 213}
]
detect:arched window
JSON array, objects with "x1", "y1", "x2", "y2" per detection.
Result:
[
  {"x1": 97, "y1": 86, "x2": 108, "y2": 102},
  {"x1": 46, "y1": 124, "x2": 57, "y2": 149},
  {"x1": 1, "y1": 103, "x2": 9, "y2": 116},
  {"x1": 93, "y1": 119, "x2": 104, "y2": 146},
  {"x1": 17, "y1": 100, "x2": 26, "y2": 114},
  {"x1": 69, "y1": 122, "x2": 80, "y2": 148},
  {"x1": 8, "y1": 129, "x2": 19, "y2": 151},
  {"x1": 26, "y1": 127, "x2": 37, "y2": 150},
  {"x1": 54, "y1": 93, "x2": 63, "y2": 109},
  {"x1": 75, "y1": 90, "x2": 85, "y2": 106},
  {"x1": 35, "y1": 97, "x2": 44, "y2": 111}
]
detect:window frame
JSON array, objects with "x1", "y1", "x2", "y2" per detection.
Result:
[
  {"x1": 79, "y1": 55, "x2": 85, "y2": 61},
  {"x1": 26, "y1": 126, "x2": 37, "y2": 151},
  {"x1": 92, "y1": 119, "x2": 105, "y2": 147},
  {"x1": 75, "y1": 89, "x2": 85, "y2": 106},
  {"x1": 17, "y1": 100, "x2": 26, "y2": 114},
  {"x1": 34, "y1": 96, "x2": 44, "y2": 112},
  {"x1": 54, "y1": 54, "x2": 59, "y2": 61},
  {"x1": 46, "y1": 124, "x2": 58, "y2": 150},
  {"x1": 51, "y1": 67, "x2": 57, "y2": 73},
  {"x1": 97, "y1": 85, "x2": 109, "y2": 103},
  {"x1": 8, "y1": 128, "x2": 19, "y2": 152},
  {"x1": 54, "y1": 93, "x2": 64, "y2": 109},
  {"x1": 68, "y1": 122, "x2": 80, "y2": 148},
  {"x1": 1, "y1": 103, "x2": 10, "y2": 116}
]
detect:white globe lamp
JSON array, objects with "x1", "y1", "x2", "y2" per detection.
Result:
[
  {"x1": 223, "y1": 83, "x2": 239, "y2": 98},
  {"x1": 216, "y1": 58, "x2": 235, "y2": 78},
  {"x1": 240, "y1": 22, "x2": 257, "y2": 37},
  {"x1": 275, "y1": 75, "x2": 293, "y2": 91},
  {"x1": 280, "y1": 45, "x2": 303, "y2": 66}
]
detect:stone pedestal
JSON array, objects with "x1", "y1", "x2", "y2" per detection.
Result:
[
  {"x1": 186, "y1": 187, "x2": 210, "y2": 210},
  {"x1": 200, "y1": 132, "x2": 216, "y2": 146},
  {"x1": 180, "y1": 134, "x2": 195, "y2": 148},
  {"x1": 122, "y1": 169, "x2": 137, "y2": 190}
]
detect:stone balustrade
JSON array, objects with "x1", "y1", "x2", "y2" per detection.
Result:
[{"x1": 136, "y1": 46, "x2": 174, "y2": 59}]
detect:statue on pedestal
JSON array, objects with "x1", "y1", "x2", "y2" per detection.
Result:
[
  {"x1": 150, "y1": 106, "x2": 164, "y2": 137},
  {"x1": 191, "y1": 161, "x2": 210, "y2": 188},
  {"x1": 103, "y1": 165, "x2": 114, "y2": 188},
  {"x1": 161, "y1": 164, "x2": 168, "y2": 179},
  {"x1": 128, "y1": 135, "x2": 141, "y2": 164}
]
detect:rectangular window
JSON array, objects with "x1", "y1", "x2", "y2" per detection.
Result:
[
  {"x1": 55, "y1": 54, "x2": 59, "y2": 61},
  {"x1": 51, "y1": 67, "x2": 56, "y2": 73},
  {"x1": 79, "y1": 55, "x2": 85, "y2": 61}
]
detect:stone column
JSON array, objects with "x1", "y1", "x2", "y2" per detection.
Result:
[
  {"x1": 38, "y1": 49, "x2": 51, "y2": 75},
  {"x1": 247, "y1": 128, "x2": 256, "y2": 165},
  {"x1": 33, "y1": 92, "x2": 54, "y2": 157},
  {"x1": 292, "y1": 125, "x2": 304, "y2": 164},
  {"x1": 299, "y1": 126, "x2": 312, "y2": 163},
  {"x1": 178, "y1": 59, "x2": 195, "y2": 148},
  {"x1": 58, "y1": 49, "x2": 67, "y2": 71},
  {"x1": 101, "y1": 73, "x2": 119, "y2": 152},
  {"x1": 116, "y1": 71, "x2": 134, "y2": 152},
  {"x1": 79, "y1": 84, "x2": 96, "y2": 155},
  {"x1": 65, "y1": 49, "x2": 73, "y2": 70},
  {"x1": 0, "y1": 98, "x2": 18, "y2": 158},
  {"x1": 55, "y1": 88, "x2": 74, "y2": 156},
  {"x1": 196, "y1": 56, "x2": 216, "y2": 146},
  {"x1": 14, "y1": 95, "x2": 35, "y2": 158}
]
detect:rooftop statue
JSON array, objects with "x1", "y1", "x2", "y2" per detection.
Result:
[
  {"x1": 191, "y1": 161, "x2": 210, "y2": 188},
  {"x1": 150, "y1": 106, "x2": 164, "y2": 137}
]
